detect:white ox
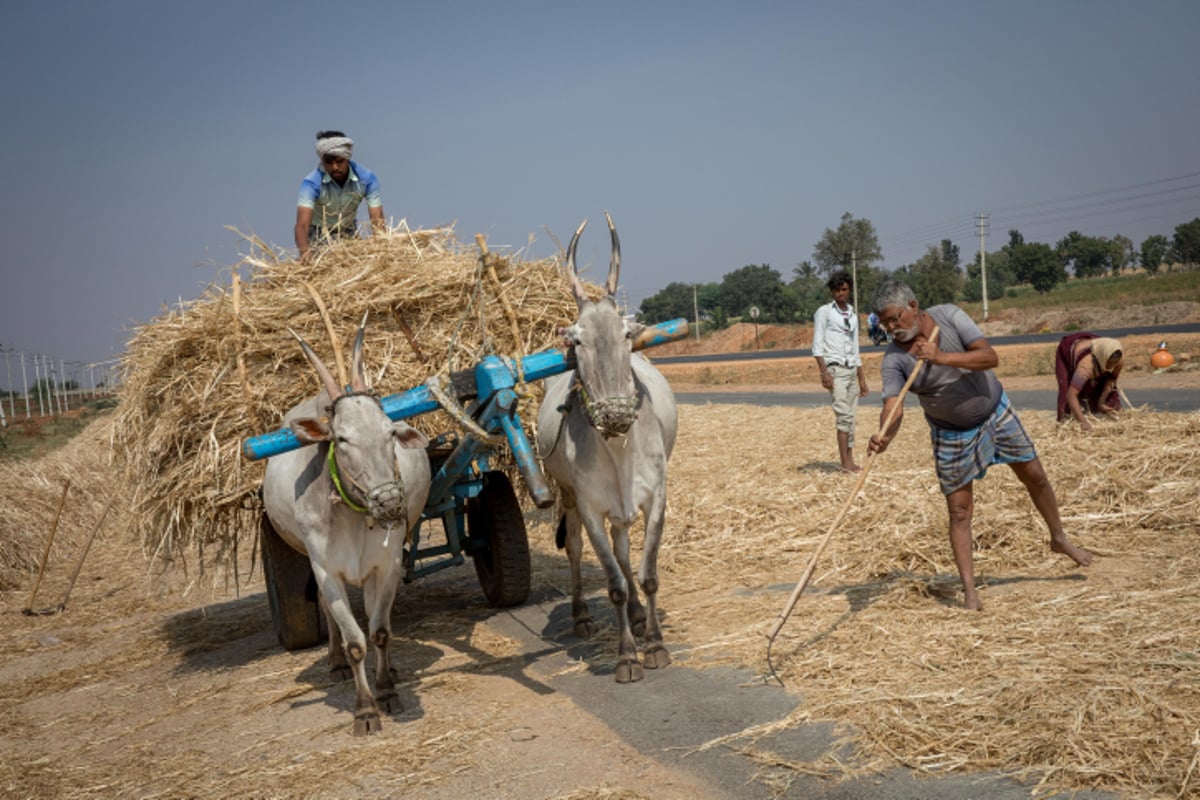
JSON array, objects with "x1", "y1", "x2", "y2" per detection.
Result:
[
  {"x1": 537, "y1": 214, "x2": 678, "y2": 683},
  {"x1": 262, "y1": 318, "x2": 431, "y2": 735}
]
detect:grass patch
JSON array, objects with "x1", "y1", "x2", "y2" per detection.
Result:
[
  {"x1": 0, "y1": 401, "x2": 115, "y2": 461},
  {"x1": 960, "y1": 268, "x2": 1200, "y2": 318}
]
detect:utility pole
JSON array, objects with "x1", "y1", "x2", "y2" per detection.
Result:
[
  {"x1": 977, "y1": 212, "x2": 990, "y2": 322},
  {"x1": 692, "y1": 285, "x2": 700, "y2": 341},
  {"x1": 2, "y1": 346, "x2": 13, "y2": 419},
  {"x1": 851, "y1": 248, "x2": 861, "y2": 342},
  {"x1": 33, "y1": 356, "x2": 44, "y2": 417},
  {"x1": 20, "y1": 352, "x2": 30, "y2": 418},
  {"x1": 59, "y1": 359, "x2": 69, "y2": 412}
]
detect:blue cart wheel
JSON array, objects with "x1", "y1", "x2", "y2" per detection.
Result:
[
  {"x1": 468, "y1": 471, "x2": 531, "y2": 607},
  {"x1": 260, "y1": 513, "x2": 323, "y2": 650}
]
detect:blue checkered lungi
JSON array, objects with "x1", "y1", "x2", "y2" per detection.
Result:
[{"x1": 930, "y1": 392, "x2": 1037, "y2": 495}]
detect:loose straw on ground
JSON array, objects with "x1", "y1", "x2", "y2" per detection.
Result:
[
  {"x1": 24, "y1": 480, "x2": 70, "y2": 614},
  {"x1": 765, "y1": 327, "x2": 939, "y2": 685}
]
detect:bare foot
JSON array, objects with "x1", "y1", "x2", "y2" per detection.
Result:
[
  {"x1": 1051, "y1": 537, "x2": 1094, "y2": 567},
  {"x1": 841, "y1": 464, "x2": 862, "y2": 473},
  {"x1": 962, "y1": 590, "x2": 982, "y2": 611}
]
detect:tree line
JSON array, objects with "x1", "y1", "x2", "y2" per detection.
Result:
[{"x1": 636, "y1": 213, "x2": 1200, "y2": 326}]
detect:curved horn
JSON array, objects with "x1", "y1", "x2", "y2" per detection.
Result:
[
  {"x1": 289, "y1": 328, "x2": 342, "y2": 402},
  {"x1": 564, "y1": 218, "x2": 590, "y2": 307},
  {"x1": 604, "y1": 211, "x2": 621, "y2": 297},
  {"x1": 301, "y1": 281, "x2": 349, "y2": 389},
  {"x1": 350, "y1": 311, "x2": 369, "y2": 393}
]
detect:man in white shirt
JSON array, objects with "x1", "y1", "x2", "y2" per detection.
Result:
[{"x1": 812, "y1": 270, "x2": 869, "y2": 472}]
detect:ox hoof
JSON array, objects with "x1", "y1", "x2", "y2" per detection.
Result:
[
  {"x1": 615, "y1": 658, "x2": 644, "y2": 684},
  {"x1": 353, "y1": 711, "x2": 382, "y2": 736},
  {"x1": 573, "y1": 618, "x2": 598, "y2": 639},
  {"x1": 643, "y1": 644, "x2": 671, "y2": 670},
  {"x1": 376, "y1": 692, "x2": 403, "y2": 715},
  {"x1": 329, "y1": 665, "x2": 353, "y2": 682}
]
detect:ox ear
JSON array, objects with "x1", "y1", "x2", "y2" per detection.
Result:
[
  {"x1": 291, "y1": 416, "x2": 332, "y2": 444},
  {"x1": 623, "y1": 318, "x2": 646, "y2": 341},
  {"x1": 393, "y1": 423, "x2": 430, "y2": 450}
]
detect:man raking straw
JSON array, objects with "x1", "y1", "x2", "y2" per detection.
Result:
[{"x1": 869, "y1": 279, "x2": 1093, "y2": 611}]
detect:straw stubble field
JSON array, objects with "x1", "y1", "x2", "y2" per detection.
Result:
[{"x1": 1, "y1": 231, "x2": 1198, "y2": 799}]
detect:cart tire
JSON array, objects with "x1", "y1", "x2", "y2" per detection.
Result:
[
  {"x1": 468, "y1": 471, "x2": 531, "y2": 607},
  {"x1": 260, "y1": 514, "x2": 323, "y2": 650}
]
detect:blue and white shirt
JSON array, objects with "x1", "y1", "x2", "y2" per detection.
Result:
[{"x1": 297, "y1": 160, "x2": 382, "y2": 237}]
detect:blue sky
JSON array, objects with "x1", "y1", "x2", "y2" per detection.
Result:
[{"x1": 1, "y1": 0, "x2": 1198, "y2": 387}]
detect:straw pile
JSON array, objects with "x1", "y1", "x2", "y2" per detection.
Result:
[
  {"x1": 647, "y1": 403, "x2": 1200, "y2": 797},
  {"x1": 112, "y1": 226, "x2": 580, "y2": 568},
  {"x1": 0, "y1": 416, "x2": 126, "y2": 593}
]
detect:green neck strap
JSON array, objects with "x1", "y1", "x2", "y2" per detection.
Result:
[{"x1": 326, "y1": 441, "x2": 368, "y2": 514}]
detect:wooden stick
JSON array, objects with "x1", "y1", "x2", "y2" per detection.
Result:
[
  {"x1": 56, "y1": 495, "x2": 114, "y2": 612},
  {"x1": 767, "y1": 327, "x2": 940, "y2": 644},
  {"x1": 26, "y1": 480, "x2": 70, "y2": 612},
  {"x1": 301, "y1": 281, "x2": 348, "y2": 389},
  {"x1": 232, "y1": 271, "x2": 251, "y2": 404},
  {"x1": 474, "y1": 234, "x2": 525, "y2": 355},
  {"x1": 392, "y1": 307, "x2": 427, "y2": 364}
]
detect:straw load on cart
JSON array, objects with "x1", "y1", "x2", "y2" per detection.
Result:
[{"x1": 111, "y1": 227, "x2": 582, "y2": 569}]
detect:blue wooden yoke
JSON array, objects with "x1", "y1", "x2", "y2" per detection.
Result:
[{"x1": 242, "y1": 317, "x2": 688, "y2": 462}]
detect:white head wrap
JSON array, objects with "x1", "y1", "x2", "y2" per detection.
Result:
[{"x1": 316, "y1": 136, "x2": 353, "y2": 161}]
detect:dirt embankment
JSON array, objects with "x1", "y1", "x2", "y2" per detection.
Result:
[{"x1": 652, "y1": 300, "x2": 1200, "y2": 359}]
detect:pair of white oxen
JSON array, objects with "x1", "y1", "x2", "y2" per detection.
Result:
[{"x1": 262, "y1": 215, "x2": 678, "y2": 736}]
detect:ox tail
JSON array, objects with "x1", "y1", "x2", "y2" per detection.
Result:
[{"x1": 555, "y1": 513, "x2": 567, "y2": 550}]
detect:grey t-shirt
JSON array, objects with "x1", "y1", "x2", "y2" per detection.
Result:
[{"x1": 879, "y1": 304, "x2": 1003, "y2": 431}]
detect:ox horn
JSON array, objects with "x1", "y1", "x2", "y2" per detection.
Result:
[
  {"x1": 288, "y1": 328, "x2": 343, "y2": 403},
  {"x1": 564, "y1": 218, "x2": 591, "y2": 307},
  {"x1": 604, "y1": 211, "x2": 621, "y2": 298},
  {"x1": 301, "y1": 281, "x2": 349, "y2": 389},
  {"x1": 349, "y1": 311, "x2": 369, "y2": 393}
]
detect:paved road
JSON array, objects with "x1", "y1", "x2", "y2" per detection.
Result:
[
  {"x1": 485, "y1": 586, "x2": 1114, "y2": 799},
  {"x1": 655, "y1": 322, "x2": 1200, "y2": 365},
  {"x1": 676, "y1": 386, "x2": 1200, "y2": 413}
]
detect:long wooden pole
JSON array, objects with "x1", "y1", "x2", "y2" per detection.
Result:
[
  {"x1": 766, "y1": 327, "x2": 940, "y2": 645},
  {"x1": 25, "y1": 480, "x2": 70, "y2": 612},
  {"x1": 56, "y1": 496, "x2": 115, "y2": 612}
]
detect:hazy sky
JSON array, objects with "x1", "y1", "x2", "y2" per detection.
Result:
[{"x1": 2, "y1": 0, "x2": 1198, "y2": 388}]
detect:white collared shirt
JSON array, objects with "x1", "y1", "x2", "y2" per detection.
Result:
[{"x1": 812, "y1": 301, "x2": 861, "y2": 366}]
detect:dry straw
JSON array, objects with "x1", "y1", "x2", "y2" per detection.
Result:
[
  {"x1": 111, "y1": 225, "x2": 582, "y2": 570},
  {"x1": 652, "y1": 403, "x2": 1200, "y2": 797}
]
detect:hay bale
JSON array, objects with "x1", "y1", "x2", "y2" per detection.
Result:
[{"x1": 112, "y1": 226, "x2": 583, "y2": 567}]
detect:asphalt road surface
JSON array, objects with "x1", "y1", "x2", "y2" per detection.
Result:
[
  {"x1": 485, "y1": 586, "x2": 1115, "y2": 799},
  {"x1": 655, "y1": 323, "x2": 1200, "y2": 366}
]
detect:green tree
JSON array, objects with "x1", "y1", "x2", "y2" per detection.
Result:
[
  {"x1": 637, "y1": 282, "x2": 700, "y2": 325},
  {"x1": 789, "y1": 260, "x2": 828, "y2": 321},
  {"x1": 1111, "y1": 234, "x2": 1135, "y2": 275},
  {"x1": 812, "y1": 212, "x2": 883, "y2": 278},
  {"x1": 1055, "y1": 230, "x2": 1115, "y2": 278},
  {"x1": 963, "y1": 248, "x2": 1014, "y2": 302},
  {"x1": 1139, "y1": 234, "x2": 1170, "y2": 276},
  {"x1": 906, "y1": 239, "x2": 962, "y2": 306},
  {"x1": 1012, "y1": 241, "x2": 1065, "y2": 293},
  {"x1": 719, "y1": 264, "x2": 797, "y2": 323},
  {"x1": 1171, "y1": 218, "x2": 1200, "y2": 266}
]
